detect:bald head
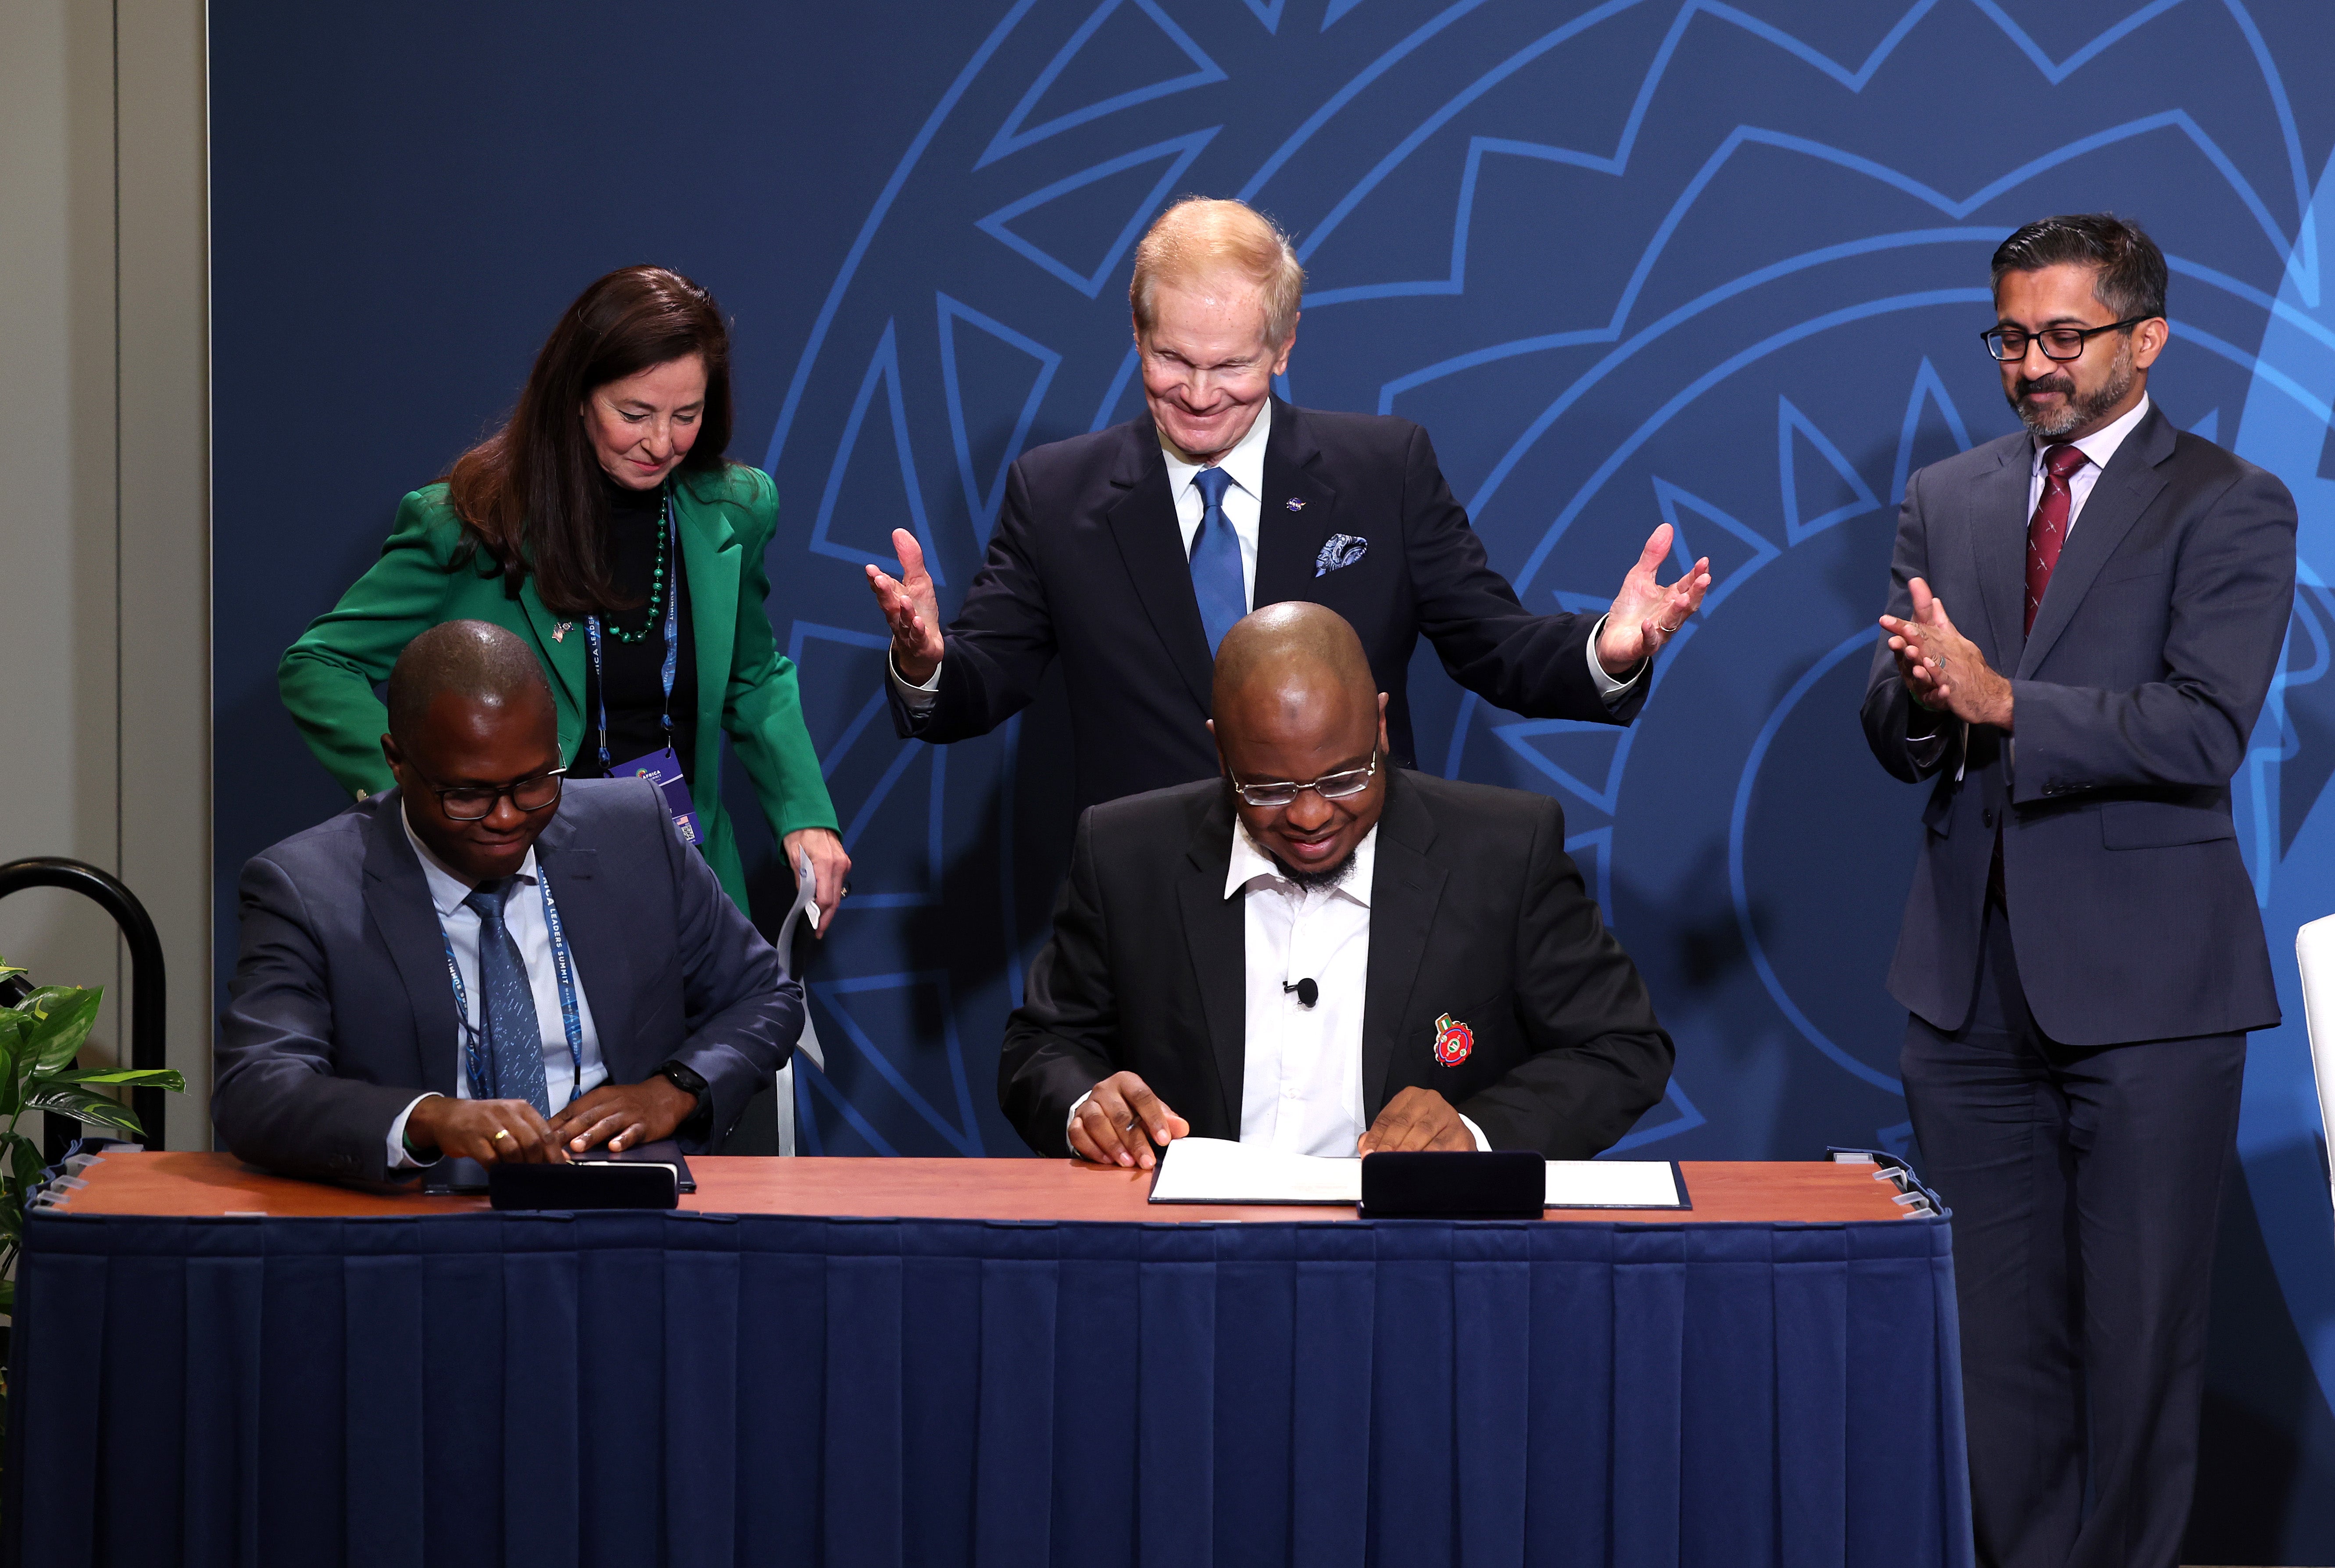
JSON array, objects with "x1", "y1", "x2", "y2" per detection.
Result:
[
  {"x1": 1211, "y1": 604, "x2": 1389, "y2": 884},
  {"x1": 1213, "y1": 602, "x2": 1375, "y2": 720},
  {"x1": 386, "y1": 619, "x2": 553, "y2": 751}
]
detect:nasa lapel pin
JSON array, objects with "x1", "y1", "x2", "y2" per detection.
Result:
[
  {"x1": 1433, "y1": 1013, "x2": 1474, "y2": 1066},
  {"x1": 552, "y1": 621, "x2": 572, "y2": 643},
  {"x1": 1285, "y1": 497, "x2": 1305, "y2": 511}
]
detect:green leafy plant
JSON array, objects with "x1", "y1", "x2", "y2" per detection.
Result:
[{"x1": 0, "y1": 961, "x2": 184, "y2": 1319}]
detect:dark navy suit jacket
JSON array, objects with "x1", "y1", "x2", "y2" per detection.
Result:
[
  {"x1": 892, "y1": 399, "x2": 1644, "y2": 813},
  {"x1": 998, "y1": 769, "x2": 1673, "y2": 1158},
  {"x1": 216, "y1": 779, "x2": 801, "y2": 1182},
  {"x1": 1862, "y1": 404, "x2": 2295, "y2": 1045}
]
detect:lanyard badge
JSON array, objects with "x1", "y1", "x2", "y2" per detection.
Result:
[{"x1": 584, "y1": 496, "x2": 704, "y2": 846}]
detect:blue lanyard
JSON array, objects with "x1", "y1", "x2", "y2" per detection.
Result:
[
  {"x1": 584, "y1": 496, "x2": 680, "y2": 768},
  {"x1": 440, "y1": 863, "x2": 586, "y2": 1104}
]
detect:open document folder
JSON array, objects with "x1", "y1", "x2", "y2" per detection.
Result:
[{"x1": 1145, "y1": 1136, "x2": 1685, "y2": 1209}]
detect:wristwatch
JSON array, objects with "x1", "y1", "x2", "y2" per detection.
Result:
[{"x1": 656, "y1": 1060, "x2": 710, "y2": 1107}]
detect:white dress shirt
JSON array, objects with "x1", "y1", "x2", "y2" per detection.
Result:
[
  {"x1": 1906, "y1": 395, "x2": 2154, "y2": 773},
  {"x1": 1068, "y1": 819, "x2": 1487, "y2": 1157},
  {"x1": 889, "y1": 398, "x2": 1642, "y2": 707},
  {"x1": 386, "y1": 810, "x2": 609, "y2": 1168},
  {"x1": 2024, "y1": 392, "x2": 2151, "y2": 536}
]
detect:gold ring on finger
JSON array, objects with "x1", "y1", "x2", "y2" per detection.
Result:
[{"x1": 492, "y1": 1128, "x2": 511, "y2": 1143}]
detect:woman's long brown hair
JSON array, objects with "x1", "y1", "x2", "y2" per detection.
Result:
[{"x1": 445, "y1": 265, "x2": 735, "y2": 618}]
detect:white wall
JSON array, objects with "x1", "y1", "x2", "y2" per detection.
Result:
[{"x1": 0, "y1": 0, "x2": 212, "y2": 1147}]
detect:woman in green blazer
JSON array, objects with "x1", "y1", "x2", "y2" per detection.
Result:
[{"x1": 279, "y1": 265, "x2": 848, "y2": 922}]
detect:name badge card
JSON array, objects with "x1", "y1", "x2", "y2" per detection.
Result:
[{"x1": 615, "y1": 746, "x2": 703, "y2": 846}]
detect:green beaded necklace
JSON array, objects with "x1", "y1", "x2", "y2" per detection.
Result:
[{"x1": 600, "y1": 496, "x2": 671, "y2": 644}]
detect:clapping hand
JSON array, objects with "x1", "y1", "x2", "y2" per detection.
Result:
[{"x1": 1877, "y1": 577, "x2": 2013, "y2": 730}]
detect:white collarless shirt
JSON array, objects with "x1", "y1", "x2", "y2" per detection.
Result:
[
  {"x1": 1228, "y1": 818, "x2": 1377, "y2": 1155},
  {"x1": 890, "y1": 398, "x2": 1641, "y2": 707},
  {"x1": 1067, "y1": 818, "x2": 1487, "y2": 1157},
  {"x1": 386, "y1": 810, "x2": 609, "y2": 1168}
]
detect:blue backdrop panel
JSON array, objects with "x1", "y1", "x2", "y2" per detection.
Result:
[
  {"x1": 11, "y1": 1208, "x2": 1967, "y2": 1568},
  {"x1": 209, "y1": 4, "x2": 2335, "y2": 1557}
]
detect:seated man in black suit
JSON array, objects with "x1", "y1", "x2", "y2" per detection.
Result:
[
  {"x1": 999, "y1": 602, "x2": 1673, "y2": 1164},
  {"x1": 867, "y1": 195, "x2": 1713, "y2": 819},
  {"x1": 217, "y1": 620, "x2": 800, "y2": 1182}
]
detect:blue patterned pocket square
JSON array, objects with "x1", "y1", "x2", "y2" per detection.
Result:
[{"x1": 1314, "y1": 534, "x2": 1368, "y2": 577}]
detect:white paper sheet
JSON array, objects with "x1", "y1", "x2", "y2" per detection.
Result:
[
  {"x1": 1544, "y1": 1159, "x2": 1681, "y2": 1208},
  {"x1": 1147, "y1": 1137, "x2": 1361, "y2": 1204},
  {"x1": 1145, "y1": 1137, "x2": 1685, "y2": 1209}
]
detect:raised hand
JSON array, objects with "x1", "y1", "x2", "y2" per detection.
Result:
[
  {"x1": 1595, "y1": 523, "x2": 1713, "y2": 675},
  {"x1": 864, "y1": 528, "x2": 945, "y2": 685}
]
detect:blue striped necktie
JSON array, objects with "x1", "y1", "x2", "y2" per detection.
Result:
[
  {"x1": 1188, "y1": 465, "x2": 1244, "y2": 654},
  {"x1": 464, "y1": 877, "x2": 551, "y2": 1115}
]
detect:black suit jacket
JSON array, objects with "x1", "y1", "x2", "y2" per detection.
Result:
[
  {"x1": 894, "y1": 400, "x2": 1643, "y2": 812},
  {"x1": 215, "y1": 779, "x2": 801, "y2": 1182},
  {"x1": 999, "y1": 769, "x2": 1673, "y2": 1157},
  {"x1": 1862, "y1": 404, "x2": 2294, "y2": 1044}
]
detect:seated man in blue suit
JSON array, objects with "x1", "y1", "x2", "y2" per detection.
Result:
[{"x1": 218, "y1": 619, "x2": 801, "y2": 1182}]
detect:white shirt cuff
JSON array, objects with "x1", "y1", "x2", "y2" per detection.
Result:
[
  {"x1": 888, "y1": 648, "x2": 941, "y2": 717},
  {"x1": 1586, "y1": 614, "x2": 1644, "y2": 703},
  {"x1": 387, "y1": 1092, "x2": 443, "y2": 1171},
  {"x1": 1066, "y1": 1088, "x2": 1096, "y2": 1155},
  {"x1": 1457, "y1": 1114, "x2": 1491, "y2": 1152}
]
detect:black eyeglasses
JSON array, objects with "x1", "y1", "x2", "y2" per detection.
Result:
[
  {"x1": 1230, "y1": 751, "x2": 1380, "y2": 809},
  {"x1": 416, "y1": 767, "x2": 567, "y2": 822},
  {"x1": 1980, "y1": 316, "x2": 2151, "y2": 362}
]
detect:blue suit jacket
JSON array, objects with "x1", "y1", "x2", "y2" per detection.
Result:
[
  {"x1": 1862, "y1": 404, "x2": 2295, "y2": 1045},
  {"x1": 215, "y1": 778, "x2": 801, "y2": 1182},
  {"x1": 891, "y1": 399, "x2": 1643, "y2": 814}
]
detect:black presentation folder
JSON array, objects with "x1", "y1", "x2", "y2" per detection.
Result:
[
  {"x1": 1357, "y1": 1149, "x2": 1545, "y2": 1220},
  {"x1": 424, "y1": 1139, "x2": 696, "y2": 1199},
  {"x1": 489, "y1": 1158, "x2": 679, "y2": 1210}
]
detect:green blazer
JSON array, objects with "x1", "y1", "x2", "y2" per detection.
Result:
[{"x1": 278, "y1": 463, "x2": 837, "y2": 911}]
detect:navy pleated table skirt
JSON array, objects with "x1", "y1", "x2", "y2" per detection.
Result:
[{"x1": 9, "y1": 1210, "x2": 1971, "y2": 1567}]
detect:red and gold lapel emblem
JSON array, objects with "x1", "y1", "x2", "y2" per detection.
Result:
[{"x1": 1433, "y1": 1013, "x2": 1473, "y2": 1066}]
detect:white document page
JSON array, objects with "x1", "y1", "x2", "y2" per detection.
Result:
[
  {"x1": 1149, "y1": 1139, "x2": 1684, "y2": 1210},
  {"x1": 1148, "y1": 1137, "x2": 1361, "y2": 1204},
  {"x1": 1546, "y1": 1160, "x2": 1681, "y2": 1208}
]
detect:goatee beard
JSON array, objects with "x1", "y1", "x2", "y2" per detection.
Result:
[
  {"x1": 1273, "y1": 850, "x2": 1356, "y2": 892},
  {"x1": 2010, "y1": 343, "x2": 2134, "y2": 439}
]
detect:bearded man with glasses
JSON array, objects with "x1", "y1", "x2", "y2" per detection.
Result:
[
  {"x1": 217, "y1": 620, "x2": 801, "y2": 1183},
  {"x1": 1863, "y1": 214, "x2": 2297, "y2": 1568},
  {"x1": 998, "y1": 602, "x2": 1672, "y2": 1164}
]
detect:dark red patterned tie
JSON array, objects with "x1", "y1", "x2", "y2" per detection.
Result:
[{"x1": 2025, "y1": 443, "x2": 2089, "y2": 634}]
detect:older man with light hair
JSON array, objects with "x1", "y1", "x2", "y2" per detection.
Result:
[{"x1": 867, "y1": 196, "x2": 1709, "y2": 821}]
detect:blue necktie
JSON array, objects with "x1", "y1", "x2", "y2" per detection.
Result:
[
  {"x1": 464, "y1": 878, "x2": 551, "y2": 1115},
  {"x1": 1188, "y1": 465, "x2": 1244, "y2": 654}
]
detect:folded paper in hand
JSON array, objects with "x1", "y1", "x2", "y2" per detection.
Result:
[{"x1": 1145, "y1": 1136, "x2": 1683, "y2": 1208}]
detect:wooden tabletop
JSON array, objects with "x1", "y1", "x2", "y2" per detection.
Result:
[{"x1": 43, "y1": 1152, "x2": 1915, "y2": 1225}]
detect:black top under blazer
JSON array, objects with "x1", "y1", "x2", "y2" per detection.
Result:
[
  {"x1": 998, "y1": 768, "x2": 1675, "y2": 1158},
  {"x1": 891, "y1": 399, "x2": 1645, "y2": 814},
  {"x1": 216, "y1": 779, "x2": 801, "y2": 1182},
  {"x1": 1862, "y1": 403, "x2": 2296, "y2": 1046}
]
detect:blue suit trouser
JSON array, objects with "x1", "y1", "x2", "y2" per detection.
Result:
[{"x1": 1902, "y1": 896, "x2": 2244, "y2": 1568}]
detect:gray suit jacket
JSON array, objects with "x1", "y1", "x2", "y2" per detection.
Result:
[
  {"x1": 1862, "y1": 404, "x2": 2295, "y2": 1044},
  {"x1": 999, "y1": 768, "x2": 1673, "y2": 1157},
  {"x1": 216, "y1": 779, "x2": 801, "y2": 1181}
]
